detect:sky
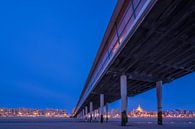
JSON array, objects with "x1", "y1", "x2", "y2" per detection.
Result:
[{"x1": 0, "y1": 0, "x2": 194, "y2": 113}]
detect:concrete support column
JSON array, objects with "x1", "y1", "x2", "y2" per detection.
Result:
[
  {"x1": 156, "y1": 81, "x2": 163, "y2": 125},
  {"x1": 97, "y1": 108, "x2": 100, "y2": 120},
  {"x1": 82, "y1": 109, "x2": 85, "y2": 120},
  {"x1": 94, "y1": 110, "x2": 97, "y2": 120},
  {"x1": 120, "y1": 75, "x2": 128, "y2": 126},
  {"x1": 100, "y1": 94, "x2": 104, "y2": 123},
  {"x1": 85, "y1": 106, "x2": 88, "y2": 121},
  {"x1": 106, "y1": 103, "x2": 109, "y2": 122},
  {"x1": 90, "y1": 102, "x2": 93, "y2": 122}
]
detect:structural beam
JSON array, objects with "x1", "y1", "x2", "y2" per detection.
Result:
[
  {"x1": 120, "y1": 75, "x2": 128, "y2": 126},
  {"x1": 100, "y1": 94, "x2": 104, "y2": 123},
  {"x1": 156, "y1": 81, "x2": 163, "y2": 125}
]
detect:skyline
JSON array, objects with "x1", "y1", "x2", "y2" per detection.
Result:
[
  {"x1": 1, "y1": 106, "x2": 195, "y2": 118},
  {"x1": 0, "y1": 0, "x2": 195, "y2": 114}
]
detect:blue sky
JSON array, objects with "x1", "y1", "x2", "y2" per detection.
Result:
[{"x1": 0, "y1": 0, "x2": 194, "y2": 113}]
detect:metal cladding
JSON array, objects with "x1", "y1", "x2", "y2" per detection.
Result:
[{"x1": 74, "y1": 0, "x2": 195, "y2": 116}]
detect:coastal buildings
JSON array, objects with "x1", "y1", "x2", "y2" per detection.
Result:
[
  {"x1": 0, "y1": 108, "x2": 69, "y2": 118},
  {"x1": 130, "y1": 106, "x2": 195, "y2": 118},
  {"x1": 0, "y1": 106, "x2": 194, "y2": 118},
  {"x1": 107, "y1": 106, "x2": 195, "y2": 119}
]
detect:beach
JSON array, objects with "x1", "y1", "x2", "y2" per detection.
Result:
[{"x1": 0, "y1": 118, "x2": 195, "y2": 129}]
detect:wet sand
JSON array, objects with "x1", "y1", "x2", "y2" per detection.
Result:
[{"x1": 0, "y1": 118, "x2": 194, "y2": 129}]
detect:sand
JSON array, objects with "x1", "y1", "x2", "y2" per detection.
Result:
[{"x1": 0, "y1": 118, "x2": 194, "y2": 129}]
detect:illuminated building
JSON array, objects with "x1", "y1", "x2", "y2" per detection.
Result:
[{"x1": 136, "y1": 105, "x2": 144, "y2": 112}]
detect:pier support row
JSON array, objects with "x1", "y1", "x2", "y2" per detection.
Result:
[
  {"x1": 120, "y1": 75, "x2": 128, "y2": 126},
  {"x1": 80, "y1": 77, "x2": 162, "y2": 126},
  {"x1": 156, "y1": 81, "x2": 163, "y2": 125}
]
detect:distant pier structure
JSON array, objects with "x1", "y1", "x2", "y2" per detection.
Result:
[{"x1": 74, "y1": 0, "x2": 195, "y2": 126}]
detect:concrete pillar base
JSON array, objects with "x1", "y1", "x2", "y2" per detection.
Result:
[
  {"x1": 158, "y1": 111, "x2": 163, "y2": 125},
  {"x1": 106, "y1": 117, "x2": 108, "y2": 123},
  {"x1": 100, "y1": 115, "x2": 104, "y2": 123},
  {"x1": 90, "y1": 114, "x2": 92, "y2": 123},
  {"x1": 121, "y1": 111, "x2": 128, "y2": 126}
]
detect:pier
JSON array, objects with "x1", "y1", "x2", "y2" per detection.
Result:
[{"x1": 74, "y1": 0, "x2": 195, "y2": 126}]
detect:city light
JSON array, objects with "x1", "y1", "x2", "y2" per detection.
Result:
[
  {"x1": 1, "y1": 106, "x2": 195, "y2": 119},
  {"x1": 0, "y1": 108, "x2": 69, "y2": 118},
  {"x1": 79, "y1": 105, "x2": 195, "y2": 119}
]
